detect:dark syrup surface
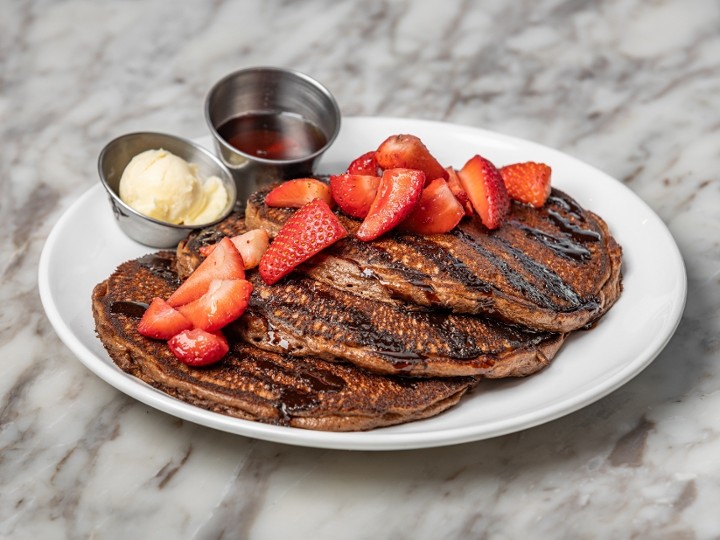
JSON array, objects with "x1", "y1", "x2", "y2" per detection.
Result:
[{"x1": 217, "y1": 112, "x2": 327, "y2": 160}]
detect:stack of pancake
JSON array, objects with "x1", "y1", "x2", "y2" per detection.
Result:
[{"x1": 92, "y1": 186, "x2": 622, "y2": 431}]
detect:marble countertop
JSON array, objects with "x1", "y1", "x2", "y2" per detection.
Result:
[{"x1": 3, "y1": 0, "x2": 719, "y2": 538}]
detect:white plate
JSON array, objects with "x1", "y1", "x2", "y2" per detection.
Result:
[{"x1": 38, "y1": 117, "x2": 686, "y2": 451}]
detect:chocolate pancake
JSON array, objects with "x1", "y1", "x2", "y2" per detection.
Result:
[
  {"x1": 238, "y1": 272, "x2": 565, "y2": 378},
  {"x1": 244, "y1": 187, "x2": 623, "y2": 333},
  {"x1": 92, "y1": 252, "x2": 476, "y2": 431},
  {"x1": 177, "y1": 221, "x2": 566, "y2": 378}
]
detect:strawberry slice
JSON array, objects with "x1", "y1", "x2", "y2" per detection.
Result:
[
  {"x1": 259, "y1": 199, "x2": 348, "y2": 285},
  {"x1": 137, "y1": 297, "x2": 192, "y2": 340},
  {"x1": 199, "y1": 229, "x2": 270, "y2": 269},
  {"x1": 375, "y1": 134, "x2": 448, "y2": 184},
  {"x1": 458, "y1": 155, "x2": 510, "y2": 230},
  {"x1": 167, "y1": 237, "x2": 245, "y2": 307},
  {"x1": 499, "y1": 161, "x2": 552, "y2": 207},
  {"x1": 329, "y1": 173, "x2": 381, "y2": 219},
  {"x1": 356, "y1": 168, "x2": 425, "y2": 241},
  {"x1": 400, "y1": 178, "x2": 465, "y2": 234},
  {"x1": 228, "y1": 229, "x2": 269, "y2": 269},
  {"x1": 265, "y1": 178, "x2": 334, "y2": 208},
  {"x1": 347, "y1": 151, "x2": 380, "y2": 176},
  {"x1": 177, "y1": 278, "x2": 252, "y2": 332},
  {"x1": 445, "y1": 167, "x2": 473, "y2": 217},
  {"x1": 168, "y1": 328, "x2": 229, "y2": 367}
]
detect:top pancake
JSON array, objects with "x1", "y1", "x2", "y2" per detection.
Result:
[{"x1": 240, "y1": 187, "x2": 623, "y2": 333}]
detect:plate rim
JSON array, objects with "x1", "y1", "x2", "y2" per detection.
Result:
[{"x1": 38, "y1": 116, "x2": 687, "y2": 451}]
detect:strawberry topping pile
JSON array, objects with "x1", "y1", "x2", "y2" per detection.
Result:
[
  {"x1": 137, "y1": 236, "x2": 263, "y2": 366},
  {"x1": 141, "y1": 132, "x2": 553, "y2": 367},
  {"x1": 258, "y1": 133, "x2": 554, "y2": 285},
  {"x1": 266, "y1": 132, "x2": 552, "y2": 239}
]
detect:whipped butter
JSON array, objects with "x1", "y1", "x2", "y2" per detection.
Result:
[{"x1": 119, "y1": 148, "x2": 228, "y2": 225}]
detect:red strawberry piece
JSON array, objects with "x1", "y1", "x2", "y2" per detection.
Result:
[
  {"x1": 400, "y1": 178, "x2": 465, "y2": 234},
  {"x1": 375, "y1": 134, "x2": 448, "y2": 184},
  {"x1": 177, "y1": 278, "x2": 252, "y2": 332},
  {"x1": 265, "y1": 178, "x2": 335, "y2": 208},
  {"x1": 499, "y1": 161, "x2": 552, "y2": 207},
  {"x1": 445, "y1": 167, "x2": 473, "y2": 217},
  {"x1": 137, "y1": 297, "x2": 193, "y2": 340},
  {"x1": 356, "y1": 168, "x2": 425, "y2": 241},
  {"x1": 329, "y1": 173, "x2": 381, "y2": 219},
  {"x1": 167, "y1": 237, "x2": 245, "y2": 307},
  {"x1": 458, "y1": 155, "x2": 510, "y2": 230},
  {"x1": 168, "y1": 328, "x2": 229, "y2": 367},
  {"x1": 229, "y1": 229, "x2": 269, "y2": 269},
  {"x1": 199, "y1": 229, "x2": 270, "y2": 269},
  {"x1": 347, "y1": 151, "x2": 380, "y2": 176},
  {"x1": 259, "y1": 199, "x2": 348, "y2": 285}
]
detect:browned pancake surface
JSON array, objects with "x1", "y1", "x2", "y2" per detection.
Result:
[
  {"x1": 245, "y1": 187, "x2": 622, "y2": 332},
  {"x1": 239, "y1": 272, "x2": 565, "y2": 378},
  {"x1": 179, "y1": 215, "x2": 566, "y2": 378},
  {"x1": 92, "y1": 253, "x2": 476, "y2": 431}
]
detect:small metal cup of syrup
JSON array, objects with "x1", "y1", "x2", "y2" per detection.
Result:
[{"x1": 205, "y1": 66, "x2": 341, "y2": 202}]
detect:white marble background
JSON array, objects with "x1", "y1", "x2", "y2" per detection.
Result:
[{"x1": 2, "y1": 0, "x2": 719, "y2": 538}]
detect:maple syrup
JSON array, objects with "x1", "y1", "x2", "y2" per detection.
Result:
[{"x1": 217, "y1": 112, "x2": 327, "y2": 161}]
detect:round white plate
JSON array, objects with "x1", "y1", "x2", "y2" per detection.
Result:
[{"x1": 38, "y1": 117, "x2": 686, "y2": 451}]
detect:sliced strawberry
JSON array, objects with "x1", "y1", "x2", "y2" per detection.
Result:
[
  {"x1": 375, "y1": 134, "x2": 448, "y2": 184},
  {"x1": 137, "y1": 297, "x2": 193, "y2": 340},
  {"x1": 499, "y1": 161, "x2": 552, "y2": 207},
  {"x1": 400, "y1": 178, "x2": 465, "y2": 234},
  {"x1": 168, "y1": 328, "x2": 229, "y2": 367},
  {"x1": 177, "y1": 278, "x2": 252, "y2": 332},
  {"x1": 458, "y1": 155, "x2": 510, "y2": 230},
  {"x1": 229, "y1": 229, "x2": 270, "y2": 269},
  {"x1": 199, "y1": 229, "x2": 270, "y2": 269},
  {"x1": 167, "y1": 237, "x2": 245, "y2": 307},
  {"x1": 259, "y1": 199, "x2": 348, "y2": 285},
  {"x1": 329, "y1": 173, "x2": 381, "y2": 219},
  {"x1": 445, "y1": 167, "x2": 473, "y2": 217},
  {"x1": 265, "y1": 178, "x2": 334, "y2": 208},
  {"x1": 356, "y1": 168, "x2": 425, "y2": 241},
  {"x1": 347, "y1": 151, "x2": 380, "y2": 176}
]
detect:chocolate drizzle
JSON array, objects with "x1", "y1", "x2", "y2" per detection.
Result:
[
  {"x1": 187, "y1": 227, "x2": 226, "y2": 250},
  {"x1": 513, "y1": 223, "x2": 592, "y2": 262},
  {"x1": 110, "y1": 300, "x2": 148, "y2": 318},
  {"x1": 137, "y1": 252, "x2": 180, "y2": 285},
  {"x1": 548, "y1": 210, "x2": 602, "y2": 242},
  {"x1": 405, "y1": 236, "x2": 491, "y2": 293},
  {"x1": 252, "y1": 357, "x2": 347, "y2": 417}
]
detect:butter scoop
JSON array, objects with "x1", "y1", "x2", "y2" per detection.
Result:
[{"x1": 119, "y1": 148, "x2": 228, "y2": 226}]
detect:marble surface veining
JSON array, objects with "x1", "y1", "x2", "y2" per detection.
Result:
[{"x1": 2, "y1": 0, "x2": 720, "y2": 538}]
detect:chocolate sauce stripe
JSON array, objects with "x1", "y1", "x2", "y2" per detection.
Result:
[
  {"x1": 251, "y1": 358, "x2": 346, "y2": 393},
  {"x1": 403, "y1": 236, "x2": 492, "y2": 293},
  {"x1": 138, "y1": 252, "x2": 181, "y2": 286},
  {"x1": 492, "y1": 236, "x2": 583, "y2": 309},
  {"x1": 342, "y1": 237, "x2": 431, "y2": 286},
  {"x1": 510, "y1": 221, "x2": 592, "y2": 262},
  {"x1": 250, "y1": 277, "x2": 547, "y2": 363},
  {"x1": 450, "y1": 228, "x2": 556, "y2": 309}
]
